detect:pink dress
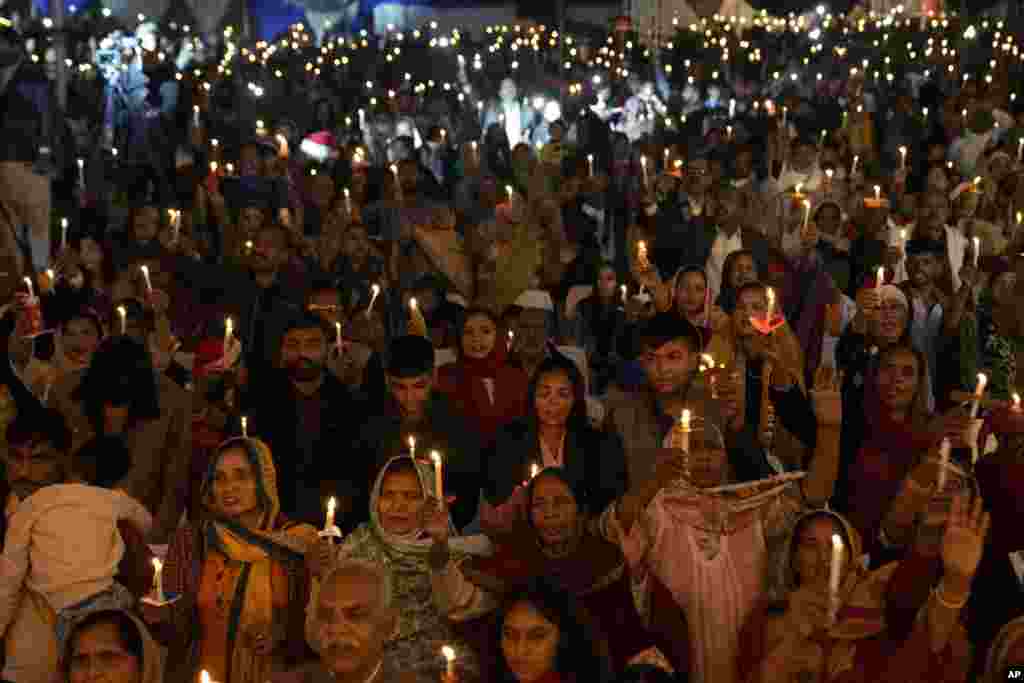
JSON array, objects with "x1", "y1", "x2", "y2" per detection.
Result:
[{"x1": 616, "y1": 482, "x2": 796, "y2": 683}]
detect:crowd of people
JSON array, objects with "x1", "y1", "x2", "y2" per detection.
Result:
[{"x1": 0, "y1": 2, "x2": 1023, "y2": 682}]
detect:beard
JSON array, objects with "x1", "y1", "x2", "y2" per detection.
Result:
[{"x1": 10, "y1": 479, "x2": 47, "y2": 501}]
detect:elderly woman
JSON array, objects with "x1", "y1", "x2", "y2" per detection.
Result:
[
  {"x1": 737, "y1": 500, "x2": 985, "y2": 682},
  {"x1": 63, "y1": 609, "x2": 163, "y2": 683},
  {"x1": 309, "y1": 456, "x2": 482, "y2": 681},
  {"x1": 150, "y1": 437, "x2": 318, "y2": 683}
]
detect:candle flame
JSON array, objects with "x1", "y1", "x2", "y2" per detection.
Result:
[
  {"x1": 1013, "y1": 392, "x2": 1021, "y2": 408},
  {"x1": 767, "y1": 287, "x2": 775, "y2": 308},
  {"x1": 409, "y1": 297, "x2": 418, "y2": 310},
  {"x1": 327, "y1": 497, "x2": 336, "y2": 515},
  {"x1": 152, "y1": 557, "x2": 162, "y2": 572},
  {"x1": 441, "y1": 645, "x2": 456, "y2": 662},
  {"x1": 977, "y1": 373, "x2": 988, "y2": 394},
  {"x1": 795, "y1": 182, "x2": 803, "y2": 194},
  {"x1": 371, "y1": 283, "x2": 380, "y2": 295},
  {"x1": 201, "y1": 671, "x2": 212, "y2": 683},
  {"x1": 681, "y1": 409, "x2": 691, "y2": 430},
  {"x1": 530, "y1": 463, "x2": 540, "y2": 478}
]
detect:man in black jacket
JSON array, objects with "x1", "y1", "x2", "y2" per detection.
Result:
[{"x1": 241, "y1": 312, "x2": 363, "y2": 531}]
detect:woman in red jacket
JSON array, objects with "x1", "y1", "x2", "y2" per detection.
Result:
[{"x1": 436, "y1": 307, "x2": 530, "y2": 447}]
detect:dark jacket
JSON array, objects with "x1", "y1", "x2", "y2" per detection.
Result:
[
  {"x1": 483, "y1": 417, "x2": 629, "y2": 518},
  {"x1": 240, "y1": 369, "x2": 362, "y2": 531},
  {"x1": 351, "y1": 392, "x2": 482, "y2": 531}
]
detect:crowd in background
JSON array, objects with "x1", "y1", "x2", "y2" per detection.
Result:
[{"x1": 0, "y1": 3, "x2": 1023, "y2": 683}]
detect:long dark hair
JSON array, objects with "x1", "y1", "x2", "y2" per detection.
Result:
[
  {"x1": 718, "y1": 248, "x2": 758, "y2": 313},
  {"x1": 527, "y1": 354, "x2": 589, "y2": 432},
  {"x1": 72, "y1": 336, "x2": 160, "y2": 432},
  {"x1": 493, "y1": 578, "x2": 613, "y2": 683},
  {"x1": 63, "y1": 610, "x2": 146, "y2": 672}
]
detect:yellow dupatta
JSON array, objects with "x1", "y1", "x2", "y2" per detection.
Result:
[{"x1": 200, "y1": 438, "x2": 317, "y2": 683}]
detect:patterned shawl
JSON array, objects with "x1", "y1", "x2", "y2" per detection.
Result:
[{"x1": 199, "y1": 438, "x2": 318, "y2": 683}]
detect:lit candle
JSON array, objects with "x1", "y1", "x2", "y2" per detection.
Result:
[
  {"x1": 795, "y1": 182, "x2": 804, "y2": 197},
  {"x1": 76, "y1": 158, "x2": 85, "y2": 189},
  {"x1": 210, "y1": 161, "x2": 218, "y2": 174},
  {"x1": 324, "y1": 496, "x2": 336, "y2": 531},
  {"x1": 802, "y1": 200, "x2": 812, "y2": 231},
  {"x1": 767, "y1": 287, "x2": 775, "y2": 320},
  {"x1": 60, "y1": 218, "x2": 68, "y2": 250},
  {"x1": 874, "y1": 185, "x2": 881, "y2": 202},
  {"x1": 335, "y1": 321, "x2": 342, "y2": 352},
  {"x1": 898, "y1": 145, "x2": 907, "y2": 170},
  {"x1": 825, "y1": 168, "x2": 834, "y2": 185},
  {"x1": 441, "y1": 646, "x2": 456, "y2": 678},
  {"x1": 116, "y1": 305, "x2": 127, "y2": 335},
  {"x1": 193, "y1": 105, "x2": 200, "y2": 127},
  {"x1": 430, "y1": 451, "x2": 444, "y2": 506},
  {"x1": 680, "y1": 409, "x2": 691, "y2": 452},
  {"x1": 970, "y1": 373, "x2": 988, "y2": 418},
  {"x1": 663, "y1": 148, "x2": 670, "y2": 168},
  {"x1": 729, "y1": 98, "x2": 736, "y2": 119},
  {"x1": 641, "y1": 155, "x2": 649, "y2": 186},
  {"x1": 366, "y1": 283, "x2": 381, "y2": 317},
  {"x1": 139, "y1": 265, "x2": 152, "y2": 293},
  {"x1": 637, "y1": 240, "x2": 648, "y2": 267},
  {"x1": 241, "y1": 416, "x2": 248, "y2": 438},
  {"x1": 1018, "y1": 137, "x2": 1024, "y2": 163},
  {"x1": 152, "y1": 558, "x2": 165, "y2": 603},
  {"x1": 726, "y1": 125, "x2": 733, "y2": 140},
  {"x1": 505, "y1": 185, "x2": 514, "y2": 205},
  {"x1": 877, "y1": 266, "x2": 885, "y2": 289},
  {"x1": 973, "y1": 236, "x2": 981, "y2": 268},
  {"x1": 828, "y1": 533, "x2": 843, "y2": 621},
  {"x1": 937, "y1": 438, "x2": 951, "y2": 490},
  {"x1": 782, "y1": 105, "x2": 788, "y2": 127},
  {"x1": 1012, "y1": 392, "x2": 1021, "y2": 413},
  {"x1": 851, "y1": 155, "x2": 859, "y2": 175},
  {"x1": 470, "y1": 141, "x2": 479, "y2": 162},
  {"x1": 587, "y1": 154, "x2": 594, "y2": 177},
  {"x1": 620, "y1": 284, "x2": 627, "y2": 305},
  {"x1": 169, "y1": 210, "x2": 181, "y2": 244},
  {"x1": 530, "y1": 463, "x2": 540, "y2": 479},
  {"x1": 408, "y1": 435, "x2": 416, "y2": 459},
  {"x1": 391, "y1": 164, "x2": 402, "y2": 200},
  {"x1": 343, "y1": 188, "x2": 352, "y2": 218},
  {"x1": 224, "y1": 317, "x2": 233, "y2": 364}
]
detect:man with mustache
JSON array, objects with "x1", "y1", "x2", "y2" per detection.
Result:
[
  {"x1": 279, "y1": 560, "x2": 428, "y2": 683},
  {"x1": 241, "y1": 312, "x2": 362, "y2": 531}
]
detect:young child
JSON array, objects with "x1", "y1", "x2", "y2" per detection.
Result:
[{"x1": 0, "y1": 432, "x2": 151, "y2": 671}]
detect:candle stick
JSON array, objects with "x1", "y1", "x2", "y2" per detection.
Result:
[
  {"x1": 874, "y1": 185, "x2": 881, "y2": 202},
  {"x1": 1018, "y1": 137, "x2": 1024, "y2": 164},
  {"x1": 442, "y1": 646, "x2": 456, "y2": 678},
  {"x1": 530, "y1": 462, "x2": 540, "y2": 479},
  {"x1": 366, "y1": 284, "x2": 381, "y2": 317},
  {"x1": 663, "y1": 148, "x2": 670, "y2": 168},
  {"x1": 970, "y1": 373, "x2": 988, "y2": 418},
  {"x1": 587, "y1": 154, "x2": 594, "y2": 177},
  {"x1": 877, "y1": 266, "x2": 885, "y2": 289},
  {"x1": 224, "y1": 317, "x2": 233, "y2": 365},
  {"x1": 973, "y1": 236, "x2": 981, "y2": 268},
  {"x1": 620, "y1": 284, "x2": 627, "y2": 305},
  {"x1": 829, "y1": 533, "x2": 843, "y2": 622},
  {"x1": 61, "y1": 218, "x2": 69, "y2": 250},
  {"x1": 782, "y1": 106, "x2": 788, "y2": 128},
  {"x1": 640, "y1": 155, "x2": 649, "y2": 187},
  {"x1": 766, "y1": 287, "x2": 775, "y2": 321},
  {"x1": 152, "y1": 558, "x2": 165, "y2": 603},
  {"x1": 794, "y1": 182, "x2": 804, "y2": 197},
  {"x1": 825, "y1": 168, "x2": 834, "y2": 186},
  {"x1": 408, "y1": 435, "x2": 416, "y2": 459},
  {"x1": 430, "y1": 451, "x2": 444, "y2": 506},
  {"x1": 390, "y1": 164, "x2": 402, "y2": 200},
  {"x1": 505, "y1": 185, "x2": 514, "y2": 205},
  {"x1": 802, "y1": 200, "x2": 812, "y2": 231},
  {"x1": 241, "y1": 416, "x2": 248, "y2": 438},
  {"x1": 169, "y1": 210, "x2": 181, "y2": 244},
  {"x1": 680, "y1": 409, "x2": 691, "y2": 452},
  {"x1": 77, "y1": 158, "x2": 85, "y2": 189},
  {"x1": 344, "y1": 188, "x2": 352, "y2": 218},
  {"x1": 335, "y1": 321, "x2": 343, "y2": 353},
  {"x1": 1012, "y1": 392, "x2": 1021, "y2": 413},
  {"x1": 324, "y1": 496, "x2": 336, "y2": 532},
  {"x1": 116, "y1": 305, "x2": 127, "y2": 335},
  {"x1": 937, "y1": 438, "x2": 951, "y2": 490},
  {"x1": 193, "y1": 105, "x2": 200, "y2": 127},
  {"x1": 140, "y1": 265, "x2": 152, "y2": 293},
  {"x1": 899, "y1": 145, "x2": 908, "y2": 170}
]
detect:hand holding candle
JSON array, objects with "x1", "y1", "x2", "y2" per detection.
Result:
[
  {"x1": 140, "y1": 265, "x2": 153, "y2": 293},
  {"x1": 442, "y1": 646, "x2": 456, "y2": 680},
  {"x1": 680, "y1": 409, "x2": 691, "y2": 452},
  {"x1": 241, "y1": 415, "x2": 249, "y2": 438},
  {"x1": 116, "y1": 306, "x2": 127, "y2": 335}
]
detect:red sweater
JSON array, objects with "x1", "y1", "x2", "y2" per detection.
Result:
[{"x1": 437, "y1": 361, "x2": 529, "y2": 446}]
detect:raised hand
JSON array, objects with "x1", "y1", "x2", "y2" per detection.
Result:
[
  {"x1": 941, "y1": 494, "x2": 990, "y2": 585},
  {"x1": 420, "y1": 497, "x2": 454, "y2": 545},
  {"x1": 811, "y1": 365, "x2": 843, "y2": 428}
]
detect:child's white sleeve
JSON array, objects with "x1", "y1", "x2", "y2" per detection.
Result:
[
  {"x1": 115, "y1": 491, "x2": 154, "y2": 537},
  {"x1": 0, "y1": 506, "x2": 35, "y2": 636}
]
